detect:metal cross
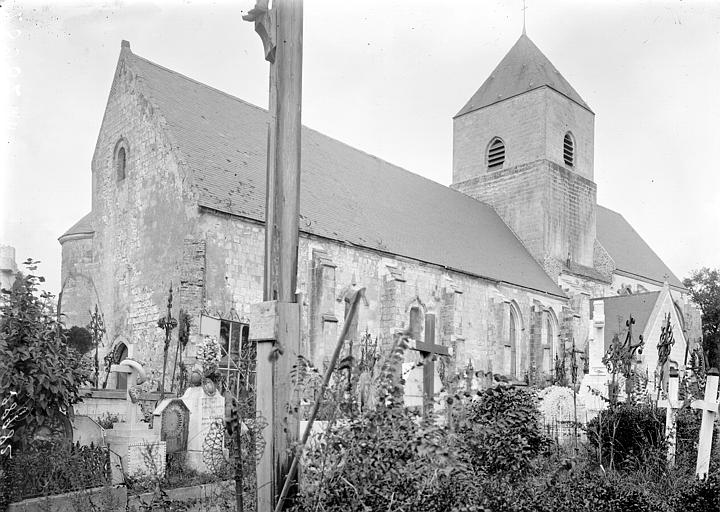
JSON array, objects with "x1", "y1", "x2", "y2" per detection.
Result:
[
  {"x1": 157, "y1": 283, "x2": 178, "y2": 399},
  {"x1": 87, "y1": 304, "x2": 106, "y2": 389},
  {"x1": 603, "y1": 315, "x2": 644, "y2": 401},
  {"x1": 656, "y1": 313, "x2": 675, "y2": 392},
  {"x1": 522, "y1": 0, "x2": 528, "y2": 35}
]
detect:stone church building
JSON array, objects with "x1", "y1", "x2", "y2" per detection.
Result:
[{"x1": 59, "y1": 34, "x2": 700, "y2": 393}]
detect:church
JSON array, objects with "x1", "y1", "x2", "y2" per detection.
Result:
[{"x1": 59, "y1": 33, "x2": 700, "y2": 394}]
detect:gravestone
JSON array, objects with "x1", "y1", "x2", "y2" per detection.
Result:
[
  {"x1": 181, "y1": 384, "x2": 226, "y2": 472},
  {"x1": 127, "y1": 440, "x2": 166, "y2": 477},
  {"x1": 154, "y1": 398, "x2": 190, "y2": 454},
  {"x1": 579, "y1": 301, "x2": 610, "y2": 420},
  {"x1": 72, "y1": 415, "x2": 106, "y2": 447}
]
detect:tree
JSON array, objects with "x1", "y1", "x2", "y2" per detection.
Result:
[
  {"x1": 0, "y1": 260, "x2": 90, "y2": 445},
  {"x1": 64, "y1": 325, "x2": 93, "y2": 355},
  {"x1": 683, "y1": 267, "x2": 720, "y2": 370}
]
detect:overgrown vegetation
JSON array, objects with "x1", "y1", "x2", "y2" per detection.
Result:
[{"x1": 0, "y1": 260, "x2": 91, "y2": 444}]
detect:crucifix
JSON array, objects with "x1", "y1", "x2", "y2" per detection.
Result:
[
  {"x1": 410, "y1": 314, "x2": 450, "y2": 413},
  {"x1": 691, "y1": 367, "x2": 719, "y2": 479},
  {"x1": 87, "y1": 304, "x2": 106, "y2": 389},
  {"x1": 657, "y1": 367, "x2": 682, "y2": 467},
  {"x1": 157, "y1": 283, "x2": 178, "y2": 399},
  {"x1": 244, "y1": 1, "x2": 304, "y2": 509}
]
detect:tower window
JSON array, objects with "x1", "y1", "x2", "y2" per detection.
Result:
[
  {"x1": 487, "y1": 137, "x2": 505, "y2": 169},
  {"x1": 563, "y1": 132, "x2": 574, "y2": 167}
]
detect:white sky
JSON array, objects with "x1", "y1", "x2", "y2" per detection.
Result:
[{"x1": 1, "y1": 0, "x2": 719, "y2": 295}]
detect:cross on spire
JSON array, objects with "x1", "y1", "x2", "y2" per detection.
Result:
[{"x1": 522, "y1": 0, "x2": 528, "y2": 35}]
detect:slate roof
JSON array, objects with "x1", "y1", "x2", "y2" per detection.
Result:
[
  {"x1": 59, "y1": 212, "x2": 94, "y2": 241},
  {"x1": 592, "y1": 292, "x2": 661, "y2": 349},
  {"x1": 596, "y1": 206, "x2": 684, "y2": 290},
  {"x1": 125, "y1": 49, "x2": 565, "y2": 298},
  {"x1": 456, "y1": 34, "x2": 592, "y2": 117}
]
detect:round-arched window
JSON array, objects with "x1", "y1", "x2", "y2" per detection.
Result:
[
  {"x1": 487, "y1": 137, "x2": 505, "y2": 169},
  {"x1": 114, "y1": 140, "x2": 129, "y2": 181},
  {"x1": 563, "y1": 132, "x2": 574, "y2": 167}
]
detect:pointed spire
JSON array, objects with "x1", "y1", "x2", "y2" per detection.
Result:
[
  {"x1": 522, "y1": 0, "x2": 527, "y2": 35},
  {"x1": 455, "y1": 33, "x2": 592, "y2": 117}
]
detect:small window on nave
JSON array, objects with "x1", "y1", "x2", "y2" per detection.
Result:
[
  {"x1": 563, "y1": 132, "x2": 574, "y2": 167},
  {"x1": 487, "y1": 137, "x2": 505, "y2": 169},
  {"x1": 509, "y1": 307, "x2": 518, "y2": 378},
  {"x1": 409, "y1": 306, "x2": 424, "y2": 341},
  {"x1": 116, "y1": 145, "x2": 127, "y2": 181}
]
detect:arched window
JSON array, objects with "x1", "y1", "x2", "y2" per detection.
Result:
[
  {"x1": 115, "y1": 140, "x2": 128, "y2": 181},
  {"x1": 509, "y1": 307, "x2": 518, "y2": 377},
  {"x1": 563, "y1": 132, "x2": 574, "y2": 167},
  {"x1": 113, "y1": 343, "x2": 129, "y2": 390},
  {"x1": 543, "y1": 312, "x2": 557, "y2": 376},
  {"x1": 487, "y1": 137, "x2": 505, "y2": 169},
  {"x1": 409, "y1": 306, "x2": 424, "y2": 341}
]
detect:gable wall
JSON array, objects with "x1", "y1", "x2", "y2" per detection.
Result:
[{"x1": 86, "y1": 55, "x2": 202, "y2": 370}]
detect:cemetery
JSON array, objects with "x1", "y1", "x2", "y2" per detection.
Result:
[{"x1": 2, "y1": 1, "x2": 720, "y2": 511}]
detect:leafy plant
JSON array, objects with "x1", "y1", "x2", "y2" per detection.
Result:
[
  {"x1": 0, "y1": 260, "x2": 91, "y2": 445},
  {"x1": 586, "y1": 402, "x2": 665, "y2": 470},
  {"x1": 456, "y1": 385, "x2": 552, "y2": 476}
]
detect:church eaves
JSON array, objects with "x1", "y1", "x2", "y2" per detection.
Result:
[
  {"x1": 119, "y1": 46, "x2": 565, "y2": 299},
  {"x1": 456, "y1": 34, "x2": 592, "y2": 117}
]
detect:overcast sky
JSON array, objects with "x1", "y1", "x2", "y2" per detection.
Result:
[{"x1": 1, "y1": 0, "x2": 719, "y2": 295}]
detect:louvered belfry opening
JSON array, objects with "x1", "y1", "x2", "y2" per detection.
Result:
[
  {"x1": 487, "y1": 137, "x2": 505, "y2": 169},
  {"x1": 563, "y1": 132, "x2": 574, "y2": 167}
]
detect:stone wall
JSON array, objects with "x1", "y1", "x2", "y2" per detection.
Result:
[
  {"x1": 453, "y1": 160, "x2": 597, "y2": 269},
  {"x1": 453, "y1": 87, "x2": 594, "y2": 183},
  {"x1": 59, "y1": 235, "x2": 96, "y2": 328},
  {"x1": 196, "y1": 210, "x2": 567, "y2": 382},
  {"x1": 87, "y1": 47, "x2": 202, "y2": 369}
]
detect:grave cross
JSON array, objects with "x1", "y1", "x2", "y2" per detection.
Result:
[
  {"x1": 657, "y1": 367, "x2": 682, "y2": 466},
  {"x1": 157, "y1": 284, "x2": 178, "y2": 399},
  {"x1": 87, "y1": 304, "x2": 106, "y2": 388},
  {"x1": 410, "y1": 315, "x2": 450, "y2": 412},
  {"x1": 691, "y1": 367, "x2": 719, "y2": 479}
]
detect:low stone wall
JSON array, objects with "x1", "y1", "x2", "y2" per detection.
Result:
[{"x1": 7, "y1": 481, "x2": 234, "y2": 512}]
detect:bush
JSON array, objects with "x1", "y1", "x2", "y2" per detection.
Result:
[
  {"x1": 457, "y1": 385, "x2": 552, "y2": 476},
  {"x1": 0, "y1": 261, "x2": 90, "y2": 445},
  {"x1": 586, "y1": 402, "x2": 665, "y2": 469},
  {"x1": 294, "y1": 405, "x2": 484, "y2": 512},
  {"x1": 669, "y1": 471, "x2": 720, "y2": 512}
]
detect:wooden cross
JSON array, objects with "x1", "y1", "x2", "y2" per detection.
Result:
[
  {"x1": 410, "y1": 315, "x2": 449, "y2": 412},
  {"x1": 657, "y1": 367, "x2": 682, "y2": 466},
  {"x1": 691, "y1": 367, "x2": 719, "y2": 479}
]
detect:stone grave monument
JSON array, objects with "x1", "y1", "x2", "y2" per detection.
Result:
[
  {"x1": 104, "y1": 358, "x2": 166, "y2": 477},
  {"x1": 180, "y1": 380, "x2": 226, "y2": 473},
  {"x1": 579, "y1": 301, "x2": 610, "y2": 420},
  {"x1": 154, "y1": 398, "x2": 190, "y2": 456}
]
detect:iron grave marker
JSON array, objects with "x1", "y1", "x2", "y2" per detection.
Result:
[{"x1": 155, "y1": 398, "x2": 189, "y2": 454}]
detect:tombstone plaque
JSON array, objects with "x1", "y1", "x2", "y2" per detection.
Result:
[{"x1": 154, "y1": 399, "x2": 189, "y2": 454}]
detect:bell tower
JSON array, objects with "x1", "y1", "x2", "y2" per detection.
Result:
[{"x1": 451, "y1": 34, "x2": 597, "y2": 277}]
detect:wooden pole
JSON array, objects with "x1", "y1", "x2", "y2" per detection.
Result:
[
  {"x1": 245, "y1": 1, "x2": 303, "y2": 509},
  {"x1": 274, "y1": 289, "x2": 366, "y2": 512}
]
